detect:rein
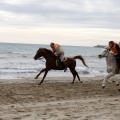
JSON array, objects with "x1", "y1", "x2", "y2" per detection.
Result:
[
  {"x1": 38, "y1": 57, "x2": 45, "y2": 62},
  {"x1": 38, "y1": 56, "x2": 56, "y2": 63},
  {"x1": 37, "y1": 48, "x2": 58, "y2": 63}
]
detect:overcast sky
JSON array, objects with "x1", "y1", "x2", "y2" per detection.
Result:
[{"x1": 0, "y1": 0, "x2": 120, "y2": 46}]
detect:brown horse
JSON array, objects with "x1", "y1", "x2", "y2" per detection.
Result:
[{"x1": 34, "y1": 48, "x2": 88, "y2": 85}]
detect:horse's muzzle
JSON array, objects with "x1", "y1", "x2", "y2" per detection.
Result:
[
  {"x1": 98, "y1": 55, "x2": 102, "y2": 59},
  {"x1": 34, "y1": 56, "x2": 37, "y2": 60}
]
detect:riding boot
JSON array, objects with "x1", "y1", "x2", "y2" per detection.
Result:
[{"x1": 61, "y1": 61, "x2": 67, "y2": 72}]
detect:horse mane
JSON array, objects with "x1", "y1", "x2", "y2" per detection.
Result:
[
  {"x1": 109, "y1": 51, "x2": 116, "y2": 57},
  {"x1": 43, "y1": 48, "x2": 56, "y2": 58}
]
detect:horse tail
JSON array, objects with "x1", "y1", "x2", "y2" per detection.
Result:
[{"x1": 73, "y1": 55, "x2": 88, "y2": 67}]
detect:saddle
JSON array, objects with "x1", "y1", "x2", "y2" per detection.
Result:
[{"x1": 56, "y1": 58, "x2": 67, "y2": 68}]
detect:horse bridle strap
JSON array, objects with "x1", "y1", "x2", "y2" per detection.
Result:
[{"x1": 103, "y1": 48, "x2": 109, "y2": 56}]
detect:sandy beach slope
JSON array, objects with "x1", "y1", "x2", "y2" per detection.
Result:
[{"x1": 0, "y1": 77, "x2": 120, "y2": 120}]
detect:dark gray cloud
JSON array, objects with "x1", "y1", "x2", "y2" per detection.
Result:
[{"x1": 1, "y1": 0, "x2": 120, "y2": 29}]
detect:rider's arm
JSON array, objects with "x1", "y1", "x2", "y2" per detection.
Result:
[{"x1": 55, "y1": 46, "x2": 60, "y2": 55}]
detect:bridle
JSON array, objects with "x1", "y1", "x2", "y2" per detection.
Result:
[
  {"x1": 102, "y1": 48, "x2": 109, "y2": 57},
  {"x1": 37, "y1": 49, "x2": 56, "y2": 62},
  {"x1": 38, "y1": 57, "x2": 45, "y2": 62}
]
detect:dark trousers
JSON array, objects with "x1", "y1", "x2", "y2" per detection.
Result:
[
  {"x1": 57, "y1": 57, "x2": 66, "y2": 69},
  {"x1": 116, "y1": 54, "x2": 120, "y2": 65}
]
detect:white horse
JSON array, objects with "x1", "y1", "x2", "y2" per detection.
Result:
[{"x1": 98, "y1": 46, "x2": 120, "y2": 89}]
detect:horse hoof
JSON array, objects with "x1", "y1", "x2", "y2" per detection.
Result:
[
  {"x1": 102, "y1": 86, "x2": 105, "y2": 89},
  {"x1": 117, "y1": 83, "x2": 119, "y2": 86},
  {"x1": 38, "y1": 83, "x2": 41, "y2": 85},
  {"x1": 80, "y1": 81, "x2": 83, "y2": 83},
  {"x1": 112, "y1": 80, "x2": 115, "y2": 83},
  {"x1": 35, "y1": 77, "x2": 38, "y2": 79},
  {"x1": 71, "y1": 82, "x2": 74, "y2": 84}
]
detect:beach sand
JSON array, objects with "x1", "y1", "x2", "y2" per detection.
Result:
[{"x1": 0, "y1": 77, "x2": 120, "y2": 120}]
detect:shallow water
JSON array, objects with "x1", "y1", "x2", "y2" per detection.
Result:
[{"x1": 0, "y1": 43, "x2": 106, "y2": 79}]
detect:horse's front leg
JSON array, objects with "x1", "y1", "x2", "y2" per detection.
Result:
[
  {"x1": 38, "y1": 70, "x2": 49, "y2": 85},
  {"x1": 102, "y1": 72, "x2": 115, "y2": 89},
  {"x1": 35, "y1": 68, "x2": 46, "y2": 79}
]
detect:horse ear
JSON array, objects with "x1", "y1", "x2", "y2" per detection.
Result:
[
  {"x1": 39, "y1": 48, "x2": 44, "y2": 51},
  {"x1": 38, "y1": 48, "x2": 42, "y2": 52}
]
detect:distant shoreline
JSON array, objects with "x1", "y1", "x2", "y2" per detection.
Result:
[{"x1": 94, "y1": 45, "x2": 105, "y2": 48}]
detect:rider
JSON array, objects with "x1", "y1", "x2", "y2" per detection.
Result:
[
  {"x1": 109, "y1": 41, "x2": 120, "y2": 65},
  {"x1": 50, "y1": 42, "x2": 67, "y2": 72}
]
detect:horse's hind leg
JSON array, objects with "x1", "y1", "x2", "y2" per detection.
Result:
[
  {"x1": 70, "y1": 68, "x2": 77, "y2": 84},
  {"x1": 38, "y1": 70, "x2": 48, "y2": 85},
  {"x1": 76, "y1": 72, "x2": 82, "y2": 83}
]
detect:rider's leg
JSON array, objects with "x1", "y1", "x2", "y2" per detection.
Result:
[
  {"x1": 57, "y1": 56, "x2": 61, "y2": 64},
  {"x1": 116, "y1": 54, "x2": 120, "y2": 66},
  {"x1": 61, "y1": 61, "x2": 67, "y2": 72},
  {"x1": 60, "y1": 54, "x2": 67, "y2": 72}
]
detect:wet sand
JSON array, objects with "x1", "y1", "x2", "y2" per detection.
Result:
[{"x1": 0, "y1": 77, "x2": 120, "y2": 120}]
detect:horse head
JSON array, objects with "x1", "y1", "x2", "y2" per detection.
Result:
[
  {"x1": 98, "y1": 46, "x2": 110, "y2": 59},
  {"x1": 34, "y1": 48, "x2": 44, "y2": 60},
  {"x1": 34, "y1": 48, "x2": 56, "y2": 60}
]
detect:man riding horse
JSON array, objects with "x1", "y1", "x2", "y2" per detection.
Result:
[
  {"x1": 109, "y1": 41, "x2": 120, "y2": 66},
  {"x1": 34, "y1": 47, "x2": 88, "y2": 85},
  {"x1": 50, "y1": 42, "x2": 67, "y2": 72}
]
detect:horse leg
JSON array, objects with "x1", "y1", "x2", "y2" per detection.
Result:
[
  {"x1": 70, "y1": 68, "x2": 77, "y2": 84},
  {"x1": 76, "y1": 72, "x2": 82, "y2": 83},
  {"x1": 102, "y1": 72, "x2": 115, "y2": 89},
  {"x1": 112, "y1": 80, "x2": 119, "y2": 86},
  {"x1": 38, "y1": 70, "x2": 49, "y2": 85},
  {"x1": 35, "y1": 68, "x2": 46, "y2": 79},
  {"x1": 117, "y1": 82, "x2": 119, "y2": 86}
]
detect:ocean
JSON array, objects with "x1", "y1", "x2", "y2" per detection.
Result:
[{"x1": 0, "y1": 43, "x2": 106, "y2": 79}]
